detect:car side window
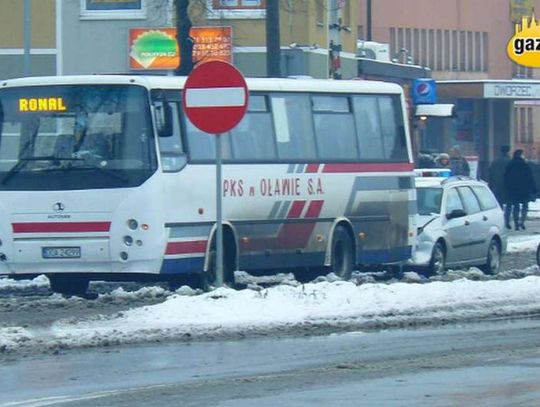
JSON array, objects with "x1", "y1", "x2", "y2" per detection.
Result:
[
  {"x1": 471, "y1": 185, "x2": 498, "y2": 210},
  {"x1": 445, "y1": 188, "x2": 465, "y2": 214},
  {"x1": 458, "y1": 186, "x2": 481, "y2": 214}
]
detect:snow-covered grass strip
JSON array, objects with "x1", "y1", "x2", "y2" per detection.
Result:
[{"x1": 3, "y1": 277, "x2": 540, "y2": 353}]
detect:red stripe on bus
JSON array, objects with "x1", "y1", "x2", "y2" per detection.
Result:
[
  {"x1": 305, "y1": 164, "x2": 320, "y2": 173},
  {"x1": 287, "y1": 201, "x2": 306, "y2": 218},
  {"x1": 166, "y1": 240, "x2": 207, "y2": 255},
  {"x1": 12, "y1": 222, "x2": 111, "y2": 233},
  {"x1": 305, "y1": 200, "x2": 324, "y2": 218},
  {"x1": 242, "y1": 200, "x2": 324, "y2": 251},
  {"x1": 322, "y1": 163, "x2": 414, "y2": 173},
  {"x1": 282, "y1": 200, "x2": 324, "y2": 246}
]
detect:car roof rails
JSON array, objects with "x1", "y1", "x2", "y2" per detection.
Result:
[{"x1": 441, "y1": 175, "x2": 475, "y2": 184}]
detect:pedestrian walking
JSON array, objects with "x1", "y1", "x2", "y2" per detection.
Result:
[
  {"x1": 488, "y1": 145, "x2": 511, "y2": 226},
  {"x1": 504, "y1": 149, "x2": 537, "y2": 230},
  {"x1": 449, "y1": 145, "x2": 470, "y2": 176}
]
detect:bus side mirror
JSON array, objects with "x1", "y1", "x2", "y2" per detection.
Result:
[{"x1": 155, "y1": 102, "x2": 173, "y2": 138}]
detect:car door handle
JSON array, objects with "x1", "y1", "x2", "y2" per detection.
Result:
[
  {"x1": 464, "y1": 220, "x2": 470, "y2": 226},
  {"x1": 482, "y1": 215, "x2": 488, "y2": 221}
]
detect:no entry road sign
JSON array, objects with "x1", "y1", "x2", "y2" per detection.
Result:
[{"x1": 182, "y1": 60, "x2": 249, "y2": 134}]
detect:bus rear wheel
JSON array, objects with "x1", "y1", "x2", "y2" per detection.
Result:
[
  {"x1": 48, "y1": 274, "x2": 90, "y2": 296},
  {"x1": 328, "y1": 226, "x2": 354, "y2": 280}
]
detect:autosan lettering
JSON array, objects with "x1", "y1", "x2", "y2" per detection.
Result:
[{"x1": 507, "y1": 14, "x2": 540, "y2": 67}]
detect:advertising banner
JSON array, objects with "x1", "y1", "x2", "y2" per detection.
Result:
[{"x1": 129, "y1": 27, "x2": 232, "y2": 70}]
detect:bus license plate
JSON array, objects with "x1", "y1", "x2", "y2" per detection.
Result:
[{"x1": 42, "y1": 247, "x2": 81, "y2": 259}]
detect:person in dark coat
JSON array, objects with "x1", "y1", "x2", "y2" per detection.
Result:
[
  {"x1": 488, "y1": 145, "x2": 511, "y2": 226},
  {"x1": 449, "y1": 145, "x2": 470, "y2": 176},
  {"x1": 504, "y1": 149, "x2": 537, "y2": 230}
]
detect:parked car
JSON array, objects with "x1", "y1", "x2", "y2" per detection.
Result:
[{"x1": 410, "y1": 173, "x2": 507, "y2": 275}]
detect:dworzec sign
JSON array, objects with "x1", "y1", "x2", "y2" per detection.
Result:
[{"x1": 484, "y1": 82, "x2": 540, "y2": 99}]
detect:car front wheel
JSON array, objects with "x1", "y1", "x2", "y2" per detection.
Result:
[{"x1": 428, "y1": 241, "x2": 446, "y2": 276}]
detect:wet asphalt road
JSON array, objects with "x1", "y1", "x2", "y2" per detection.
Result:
[{"x1": 3, "y1": 317, "x2": 540, "y2": 406}]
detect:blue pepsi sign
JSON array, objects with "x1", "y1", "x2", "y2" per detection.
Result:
[{"x1": 412, "y1": 78, "x2": 437, "y2": 105}]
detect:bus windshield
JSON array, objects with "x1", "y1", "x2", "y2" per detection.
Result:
[{"x1": 0, "y1": 84, "x2": 157, "y2": 190}]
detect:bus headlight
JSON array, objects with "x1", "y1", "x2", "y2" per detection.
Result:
[
  {"x1": 128, "y1": 219, "x2": 138, "y2": 230},
  {"x1": 123, "y1": 236, "x2": 133, "y2": 246}
]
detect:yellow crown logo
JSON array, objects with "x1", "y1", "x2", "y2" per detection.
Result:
[{"x1": 507, "y1": 14, "x2": 540, "y2": 67}]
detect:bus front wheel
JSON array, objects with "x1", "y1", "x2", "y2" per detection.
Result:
[{"x1": 48, "y1": 274, "x2": 90, "y2": 296}]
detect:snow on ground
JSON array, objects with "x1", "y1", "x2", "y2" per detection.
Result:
[
  {"x1": 528, "y1": 199, "x2": 540, "y2": 219},
  {"x1": 1, "y1": 276, "x2": 539, "y2": 353},
  {"x1": 0, "y1": 274, "x2": 49, "y2": 290},
  {"x1": 507, "y1": 233, "x2": 540, "y2": 252}
]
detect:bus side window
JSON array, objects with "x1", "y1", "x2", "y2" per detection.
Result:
[
  {"x1": 185, "y1": 117, "x2": 232, "y2": 162},
  {"x1": 156, "y1": 102, "x2": 187, "y2": 171},
  {"x1": 271, "y1": 94, "x2": 316, "y2": 161},
  {"x1": 378, "y1": 96, "x2": 408, "y2": 161},
  {"x1": 312, "y1": 95, "x2": 358, "y2": 160},
  {"x1": 352, "y1": 96, "x2": 384, "y2": 160},
  {"x1": 230, "y1": 95, "x2": 276, "y2": 161}
]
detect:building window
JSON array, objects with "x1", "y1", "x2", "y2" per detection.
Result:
[
  {"x1": 390, "y1": 26, "x2": 488, "y2": 72},
  {"x1": 80, "y1": 0, "x2": 146, "y2": 20},
  {"x1": 207, "y1": 0, "x2": 265, "y2": 18},
  {"x1": 515, "y1": 106, "x2": 534, "y2": 143},
  {"x1": 212, "y1": 0, "x2": 264, "y2": 9}
]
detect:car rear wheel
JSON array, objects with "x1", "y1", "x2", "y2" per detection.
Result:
[
  {"x1": 480, "y1": 238, "x2": 501, "y2": 275},
  {"x1": 428, "y1": 241, "x2": 446, "y2": 275}
]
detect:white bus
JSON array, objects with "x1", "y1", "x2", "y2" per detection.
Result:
[{"x1": 0, "y1": 75, "x2": 416, "y2": 294}]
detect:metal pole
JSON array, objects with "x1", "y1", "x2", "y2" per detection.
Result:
[
  {"x1": 23, "y1": 0, "x2": 31, "y2": 76},
  {"x1": 215, "y1": 134, "x2": 223, "y2": 287},
  {"x1": 366, "y1": 0, "x2": 372, "y2": 41},
  {"x1": 265, "y1": 0, "x2": 281, "y2": 77}
]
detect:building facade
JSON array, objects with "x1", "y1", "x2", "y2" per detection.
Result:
[
  {"x1": 0, "y1": 1, "x2": 360, "y2": 80},
  {"x1": 0, "y1": 0, "x2": 56, "y2": 79},
  {"x1": 356, "y1": 0, "x2": 540, "y2": 177}
]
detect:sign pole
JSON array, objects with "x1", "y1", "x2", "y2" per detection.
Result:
[
  {"x1": 182, "y1": 61, "x2": 248, "y2": 289},
  {"x1": 215, "y1": 134, "x2": 223, "y2": 287}
]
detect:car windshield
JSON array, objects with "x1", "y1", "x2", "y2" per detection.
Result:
[
  {"x1": 417, "y1": 187, "x2": 443, "y2": 215},
  {"x1": 0, "y1": 84, "x2": 157, "y2": 190}
]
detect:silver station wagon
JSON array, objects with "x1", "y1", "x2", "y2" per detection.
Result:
[{"x1": 410, "y1": 173, "x2": 507, "y2": 275}]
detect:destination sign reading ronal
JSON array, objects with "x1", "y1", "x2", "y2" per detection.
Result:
[
  {"x1": 185, "y1": 87, "x2": 246, "y2": 108},
  {"x1": 19, "y1": 97, "x2": 67, "y2": 112}
]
